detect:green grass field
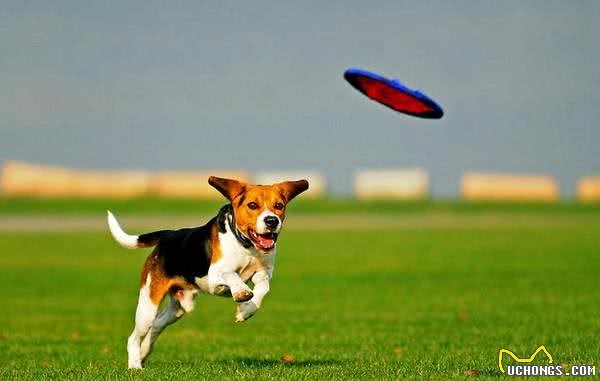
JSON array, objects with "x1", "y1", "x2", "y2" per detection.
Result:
[
  {"x1": 1, "y1": 196, "x2": 599, "y2": 216},
  {"x1": 0, "y1": 201, "x2": 598, "y2": 380}
]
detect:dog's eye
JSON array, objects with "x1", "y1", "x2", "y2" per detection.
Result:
[
  {"x1": 247, "y1": 202, "x2": 259, "y2": 210},
  {"x1": 274, "y1": 202, "x2": 284, "y2": 210}
]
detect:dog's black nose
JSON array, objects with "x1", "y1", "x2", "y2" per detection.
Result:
[{"x1": 264, "y1": 215, "x2": 279, "y2": 229}]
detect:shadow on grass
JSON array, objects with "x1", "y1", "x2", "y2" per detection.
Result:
[{"x1": 217, "y1": 357, "x2": 342, "y2": 368}]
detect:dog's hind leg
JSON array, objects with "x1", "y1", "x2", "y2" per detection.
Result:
[
  {"x1": 140, "y1": 288, "x2": 197, "y2": 362},
  {"x1": 127, "y1": 274, "x2": 160, "y2": 369}
]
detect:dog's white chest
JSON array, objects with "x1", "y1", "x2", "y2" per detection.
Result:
[
  {"x1": 218, "y1": 228, "x2": 275, "y2": 279},
  {"x1": 195, "y1": 226, "x2": 274, "y2": 293},
  {"x1": 218, "y1": 229, "x2": 255, "y2": 270}
]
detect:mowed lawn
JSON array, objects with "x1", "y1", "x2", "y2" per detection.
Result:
[{"x1": 0, "y1": 209, "x2": 599, "y2": 379}]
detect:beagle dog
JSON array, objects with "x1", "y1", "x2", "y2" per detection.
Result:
[{"x1": 107, "y1": 176, "x2": 309, "y2": 369}]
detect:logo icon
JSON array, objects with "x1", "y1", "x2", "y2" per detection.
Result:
[{"x1": 498, "y1": 345, "x2": 553, "y2": 373}]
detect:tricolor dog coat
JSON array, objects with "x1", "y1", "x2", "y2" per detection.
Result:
[{"x1": 107, "y1": 176, "x2": 309, "y2": 368}]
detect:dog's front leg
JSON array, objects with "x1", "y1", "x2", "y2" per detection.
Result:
[
  {"x1": 236, "y1": 271, "x2": 270, "y2": 322},
  {"x1": 208, "y1": 267, "x2": 253, "y2": 302}
]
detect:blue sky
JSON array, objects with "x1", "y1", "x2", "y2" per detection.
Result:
[{"x1": 2, "y1": 1, "x2": 599, "y2": 195}]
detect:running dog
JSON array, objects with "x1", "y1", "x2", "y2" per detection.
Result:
[{"x1": 107, "y1": 176, "x2": 309, "y2": 368}]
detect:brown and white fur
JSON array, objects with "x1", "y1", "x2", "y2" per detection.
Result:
[{"x1": 107, "y1": 176, "x2": 309, "y2": 368}]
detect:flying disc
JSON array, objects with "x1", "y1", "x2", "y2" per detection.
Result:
[{"x1": 344, "y1": 68, "x2": 444, "y2": 119}]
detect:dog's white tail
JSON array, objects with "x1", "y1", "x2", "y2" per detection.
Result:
[{"x1": 107, "y1": 211, "x2": 140, "y2": 249}]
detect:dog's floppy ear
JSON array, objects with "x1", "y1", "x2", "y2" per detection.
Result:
[
  {"x1": 277, "y1": 179, "x2": 309, "y2": 202},
  {"x1": 208, "y1": 176, "x2": 246, "y2": 201}
]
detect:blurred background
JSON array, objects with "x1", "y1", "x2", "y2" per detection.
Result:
[
  {"x1": 2, "y1": 1, "x2": 599, "y2": 200},
  {"x1": 1, "y1": 3, "x2": 599, "y2": 379}
]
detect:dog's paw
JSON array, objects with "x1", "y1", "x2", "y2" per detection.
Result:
[
  {"x1": 128, "y1": 361, "x2": 143, "y2": 369},
  {"x1": 235, "y1": 300, "x2": 258, "y2": 322},
  {"x1": 232, "y1": 289, "x2": 253, "y2": 303},
  {"x1": 213, "y1": 284, "x2": 232, "y2": 297}
]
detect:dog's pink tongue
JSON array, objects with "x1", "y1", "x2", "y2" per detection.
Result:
[{"x1": 256, "y1": 235, "x2": 275, "y2": 249}]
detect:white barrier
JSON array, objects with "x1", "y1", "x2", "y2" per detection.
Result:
[
  {"x1": 354, "y1": 168, "x2": 429, "y2": 200},
  {"x1": 1, "y1": 161, "x2": 75, "y2": 198},
  {"x1": 461, "y1": 172, "x2": 559, "y2": 201},
  {"x1": 148, "y1": 170, "x2": 250, "y2": 199},
  {"x1": 252, "y1": 171, "x2": 325, "y2": 198},
  {"x1": 577, "y1": 176, "x2": 600, "y2": 202},
  {"x1": 72, "y1": 171, "x2": 150, "y2": 198},
  {"x1": 0, "y1": 161, "x2": 150, "y2": 198}
]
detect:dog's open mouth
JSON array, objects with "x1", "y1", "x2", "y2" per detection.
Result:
[{"x1": 248, "y1": 229, "x2": 278, "y2": 252}]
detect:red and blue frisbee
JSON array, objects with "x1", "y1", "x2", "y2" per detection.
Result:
[{"x1": 344, "y1": 68, "x2": 444, "y2": 119}]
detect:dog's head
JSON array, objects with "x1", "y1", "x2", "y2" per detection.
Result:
[{"x1": 209, "y1": 176, "x2": 309, "y2": 253}]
